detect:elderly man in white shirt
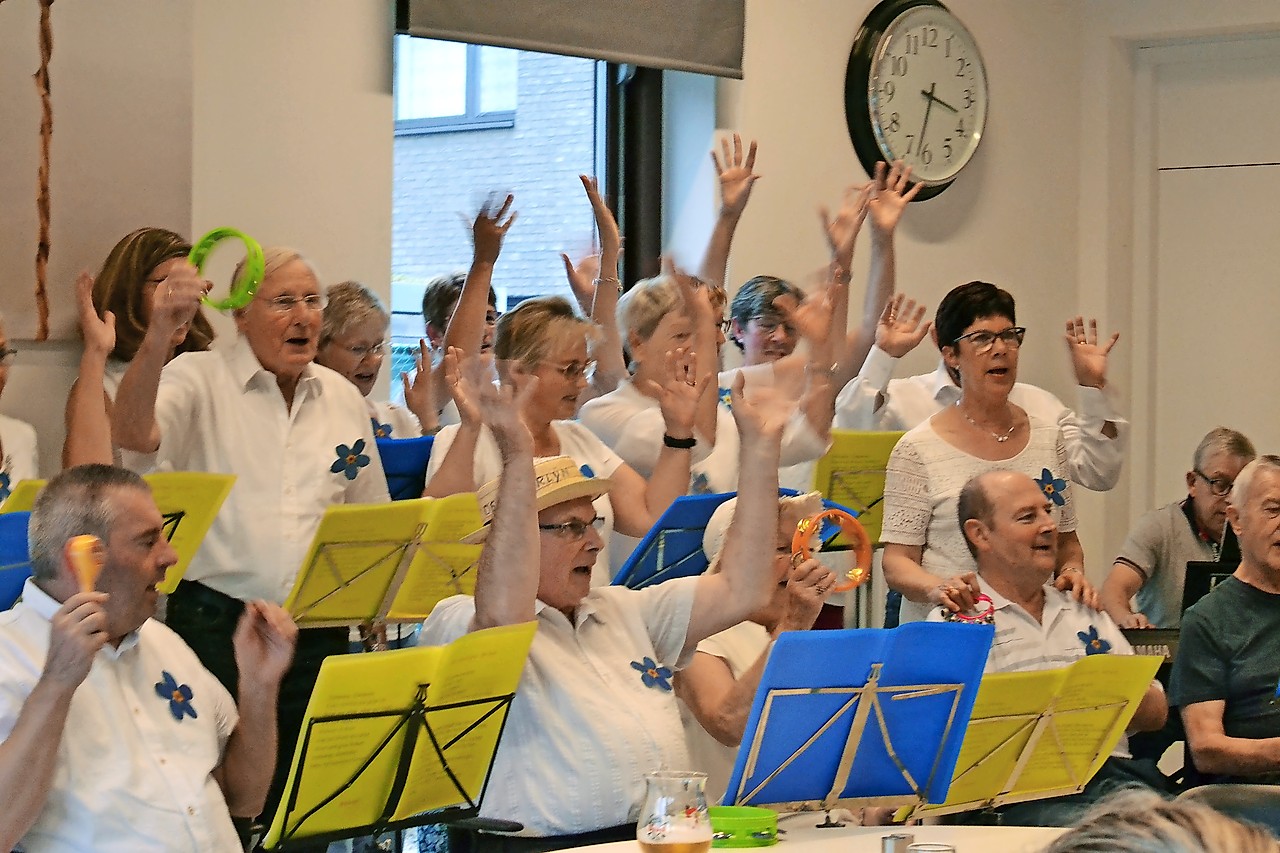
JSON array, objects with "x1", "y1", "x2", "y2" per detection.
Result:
[
  {"x1": 0, "y1": 464, "x2": 296, "y2": 852},
  {"x1": 834, "y1": 283, "x2": 1127, "y2": 493},
  {"x1": 422, "y1": 367, "x2": 792, "y2": 853},
  {"x1": 928, "y1": 469, "x2": 1167, "y2": 826},
  {"x1": 111, "y1": 248, "x2": 389, "y2": 825}
]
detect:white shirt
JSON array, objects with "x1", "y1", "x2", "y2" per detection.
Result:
[
  {"x1": 427, "y1": 420, "x2": 624, "y2": 585},
  {"x1": 369, "y1": 399, "x2": 422, "y2": 439},
  {"x1": 678, "y1": 620, "x2": 771, "y2": 804},
  {"x1": 420, "y1": 578, "x2": 698, "y2": 837},
  {"x1": 0, "y1": 414, "x2": 38, "y2": 503},
  {"x1": 927, "y1": 576, "x2": 1142, "y2": 759},
  {"x1": 882, "y1": 416, "x2": 1078, "y2": 624},
  {"x1": 148, "y1": 335, "x2": 390, "y2": 602},
  {"x1": 834, "y1": 347, "x2": 1128, "y2": 491},
  {"x1": 0, "y1": 582, "x2": 241, "y2": 852}
]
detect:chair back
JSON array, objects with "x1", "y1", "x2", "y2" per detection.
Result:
[{"x1": 1178, "y1": 783, "x2": 1280, "y2": 835}]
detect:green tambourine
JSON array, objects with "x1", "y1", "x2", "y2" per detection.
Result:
[{"x1": 188, "y1": 227, "x2": 264, "y2": 311}]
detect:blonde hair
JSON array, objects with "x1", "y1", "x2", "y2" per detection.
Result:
[
  {"x1": 494, "y1": 296, "x2": 599, "y2": 368},
  {"x1": 320, "y1": 281, "x2": 388, "y2": 348},
  {"x1": 703, "y1": 492, "x2": 825, "y2": 574},
  {"x1": 616, "y1": 274, "x2": 685, "y2": 344},
  {"x1": 1043, "y1": 788, "x2": 1277, "y2": 853}
]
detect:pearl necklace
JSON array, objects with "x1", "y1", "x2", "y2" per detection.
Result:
[{"x1": 956, "y1": 401, "x2": 1017, "y2": 443}]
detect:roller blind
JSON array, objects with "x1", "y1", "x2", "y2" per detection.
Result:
[{"x1": 396, "y1": 0, "x2": 745, "y2": 79}]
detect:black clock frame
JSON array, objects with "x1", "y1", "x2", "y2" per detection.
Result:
[{"x1": 845, "y1": 0, "x2": 969, "y2": 202}]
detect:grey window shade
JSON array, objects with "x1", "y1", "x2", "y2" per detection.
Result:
[{"x1": 396, "y1": 0, "x2": 745, "y2": 79}]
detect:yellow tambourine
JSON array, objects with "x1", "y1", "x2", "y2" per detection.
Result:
[
  {"x1": 189, "y1": 227, "x2": 264, "y2": 311},
  {"x1": 791, "y1": 508, "x2": 873, "y2": 592}
]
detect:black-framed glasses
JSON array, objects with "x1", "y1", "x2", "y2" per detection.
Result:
[
  {"x1": 537, "y1": 515, "x2": 605, "y2": 539},
  {"x1": 541, "y1": 359, "x2": 595, "y2": 381},
  {"x1": 261, "y1": 294, "x2": 327, "y2": 313},
  {"x1": 1193, "y1": 469, "x2": 1234, "y2": 497},
  {"x1": 0, "y1": 348, "x2": 15, "y2": 366},
  {"x1": 952, "y1": 326, "x2": 1026, "y2": 353}
]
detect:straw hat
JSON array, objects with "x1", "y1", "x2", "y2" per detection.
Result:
[{"x1": 466, "y1": 456, "x2": 613, "y2": 542}]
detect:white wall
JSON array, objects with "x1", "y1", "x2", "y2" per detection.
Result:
[{"x1": 0, "y1": 0, "x2": 394, "y2": 477}]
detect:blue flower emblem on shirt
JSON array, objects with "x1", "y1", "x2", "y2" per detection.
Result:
[
  {"x1": 1077, "y1": 625, "x2": 1111, "y2": 655},
  {"x1": 718, "y1": 387, "x2": 733, "y2": 410},
  {"x1": 1036, "y1": 468, "x2": 1068, "y2": 507},
  {"x1": 0, "y1": 471, "x2": 9, "y2": 503},
  {"x1": 331, "y1": 439, "x2": 371, "y2": 480},
  {"x1": 631, "y1": 656, "x2": 673, "y2": 691},
  {"x1": 371, "y1": 417, "x2": 394, "y2": 439},
  {"x1": 579, "y1": 464, "x2": 595, "y2": 479},
  {"x1": 155, "y1": 670, "x2": 198, "y2": 721}
]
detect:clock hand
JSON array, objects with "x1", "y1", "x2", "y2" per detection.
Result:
[
  {"x1": 921, "y1": 89, "x2": 959, "y2": 113},
  {"x1": 917, "y1": 82, "x2": 937, "y2": 158}
]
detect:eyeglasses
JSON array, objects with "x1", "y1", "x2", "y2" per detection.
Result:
[
  {"x1": 341, "y1": 342, "x2": 386, "y2": 359},
  {"x1": 750, "y1": 315, "x2": 796, "y2": 337},
  {"x1": 0, "y1": 348, "x2": 15, "y2": 366},
  {"x1": 538, "y1": 515, "x2": 605, "y2": 539},
  {"x1": 1193, "y1": 469, "x2": 1234, "y2": 497},
  {"x1": 541, "y1": 359, "x2": 595, "y2": 381},
  {"x1": 260, "y1": 294, "x2": 327, "y2": 313},
  {"x1": 952, "y1": 326, "x2": 1026, "y2": 353}
]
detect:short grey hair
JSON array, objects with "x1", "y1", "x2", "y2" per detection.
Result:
[
  {"x1": 320, "y1": 280, "x2": 388, "y2": 348},
  {"x1": 1193, "y1": 427, "x2": 1256, "y2": 471},
  {"x1": 29, "y1": 465, "x2": 149, "y2": 583},
  {"x1": 1230, "y1": 454, "x2": 1280, "y2": 514},
  {"x1": 1043, "y1": 787, "x2": 1276, "y2": 853}
]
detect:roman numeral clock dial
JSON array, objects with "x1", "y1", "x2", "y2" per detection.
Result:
[{"x1": 845, "y1": 0, "x2": 988, "y2": 201}]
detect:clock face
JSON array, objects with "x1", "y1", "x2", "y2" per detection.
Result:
[{"x1": 867, "y1": 5, "x2": 988, "y2": 186}]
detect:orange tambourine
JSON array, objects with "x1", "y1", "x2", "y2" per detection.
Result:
[{"x1": 791, "y1": 509, "x2": 873, "y2": 592}]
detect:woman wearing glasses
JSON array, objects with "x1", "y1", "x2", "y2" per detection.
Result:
[
  {"x1": 881, "y1": 282, "x2": 1088, "y2": 624},
  {"x1": 62, "y1": 227, "x2": 217, "y2": 468},
  {"x1": 316, "y1": 280, "x2": 437, "y2": 437},
  {"x1": 426, "y1": 295, "x2": 702, "y2": 585}
]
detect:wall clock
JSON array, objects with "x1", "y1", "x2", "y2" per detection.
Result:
[{"x1": 845, "y1": 0, "x2": 989, "y2": 200}]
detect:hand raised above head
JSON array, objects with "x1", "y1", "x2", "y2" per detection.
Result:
[
  {"x1": 727, "y1": 372, "x2": 792, "y2": 444},
  {"x1": 578, "y1": 175, "x2": 621, "y2": 255},
  {"x1": 642, "y1": 346, "x2": 707, "y2": 437},
  {"x1": 712, "y1": 133, "x2": 761, "y2": 218},
  {"x1": 75, "y1": 271, "x2": 115, "y2": 356},
  {"x1": 866, "y1": 160, "x2": 923, "y2": 236},
  {"x1": 451, "y1": 350, "x2": 534, "y2": 453},
  {"x1": 468, "y1": 192, "x2": 518, "y2": 266},
  {"x1": 560, "y1": 252, "x2": 603, "y2": 316},
  {"x1": 875, "y1": 293, "x2": 931, "y2": 359},
  {"x1": 1063, "y1": 316, "x2": 1119, "y2": 390},
  {"x1": 773, "y1": 280, "x2": 840, "y2": 350},
  {"x1": 820, "y1": 182, "x2": 873, "y2": 271}
]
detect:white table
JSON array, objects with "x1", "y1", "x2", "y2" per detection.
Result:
[{"x1": 573, "y1": 817, "x2": 1065, "y2": 853}]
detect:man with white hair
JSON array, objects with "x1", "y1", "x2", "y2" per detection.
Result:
[{"x1": 1171, "y1": 454, "x2": 1280, "y2": 784}]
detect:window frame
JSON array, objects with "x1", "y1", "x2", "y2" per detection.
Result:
[{"x1": 394, "y1": 39, "x2": 517, "y2": 136}]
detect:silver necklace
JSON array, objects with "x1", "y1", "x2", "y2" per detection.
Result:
[{"x1": 956, "y1": 401, "x2": 1017, "y2": 443}]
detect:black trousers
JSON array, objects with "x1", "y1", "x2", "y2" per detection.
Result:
[
  {"x1": 447, "y1": 823, "x2": 636, "y2": 853},
  {"x1": 165, "y1": 580, "x2": 348, "y2": 834}
]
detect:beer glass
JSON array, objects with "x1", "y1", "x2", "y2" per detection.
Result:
[{"x1": 638, "y1": 770, "x2": 712, "y2": 853}]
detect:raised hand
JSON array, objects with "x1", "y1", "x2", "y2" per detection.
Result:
[
  {"x1": 712, "y1": 133, "x2": 760, "y2": 219},
  {"x1": 1063, "y1": 316, "x2": 1119, "y2": 389},
  {"x1": 774, "y1": 281, "x2": 840, "y2": 351},
  {"x1": 76, "y1": 271, "x2": 115, "y2": 357},
  {"x1": 728, "y1": 373, "x2": 792, "y2": 443},
  {"x1": 875, "y1": 293, "x2": 931, "y2": 358},
  {"x1": 867, "y1": 160, "x2": 922, "y2": 236},
  {"x1": 469, "y1": 193, "x2": 518, "y2": 265},
  {"x1": 644, "y1": 347, "x2": 704, "y2": 438},
  {"x1": 820, "y1": 183, "x2": 873, "y2": 272},
  {"x1": 473, "y1": 362, "x2": 536, "y2": 454},
  {"x1": 232, "y1": 600, "x2": 298, "y2": 687},
  {"x1": 43, "y1": 592, "x2": 110, "y2": 688},
  {"x1": 780, "y1": 557, "x2": 837, "y2": 633},
  {"x1": 560, "y1": 252, "x2": 602, "y2": 317},
  {"x1": 150, "y1": 261, "x2": 204, "y2": 336},
  {"x1": 442, "y1": 346, "x2": 487, "y2": 427},
  {"x1": 579, "y1": 175, "x2": 621, "y2": 257},
  {"x1": 401, "y1": 338, "x2": 439, "y2": 433}
]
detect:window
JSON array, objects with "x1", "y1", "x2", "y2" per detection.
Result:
[{"x1": 394, "y1": 35, "x2": 518, "y2": 134}]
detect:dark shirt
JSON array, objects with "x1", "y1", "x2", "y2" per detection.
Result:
[{"x1": 1169, "y1": 575, "x2": 1280, "y2": 782}]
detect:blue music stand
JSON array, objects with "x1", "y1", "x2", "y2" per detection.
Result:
[
  {"x1": 724, "y1": 622, "x2": 993, "y2": 810},
  {"x1": 0, "y1": 511, "x2": 32, "y2": 610},
  {"x1": 377, "y1": 435, "x2": 435, "y2": 501},
  {"x1": 612, "y1": 490, "x2": 861, "y2": 590}
]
